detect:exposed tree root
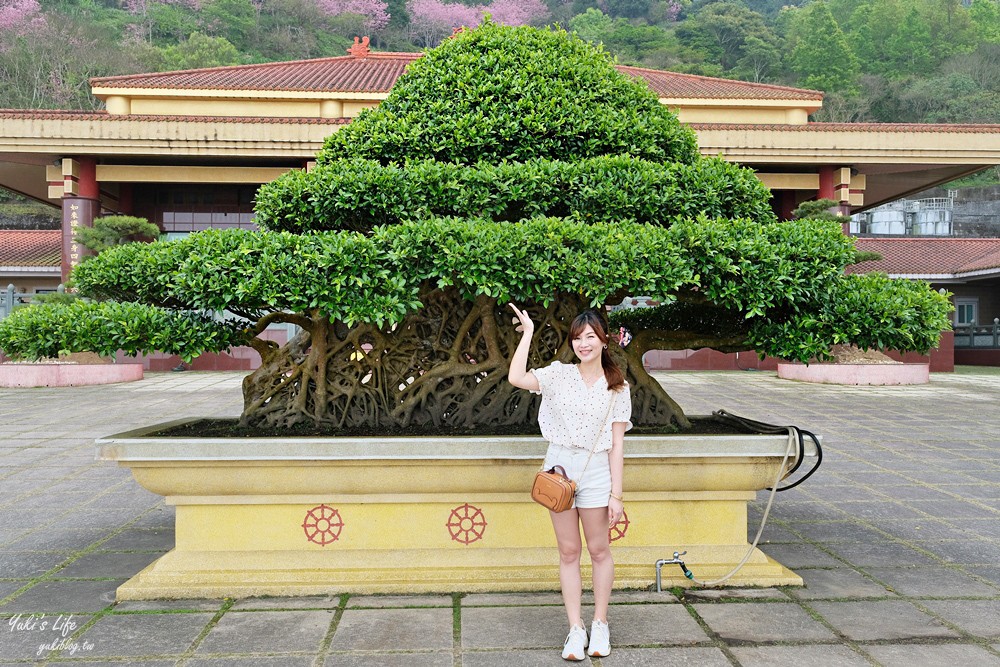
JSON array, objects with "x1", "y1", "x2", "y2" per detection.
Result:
[{"x1": 240, "y1": 289, "x2": 692, "y2": 430}]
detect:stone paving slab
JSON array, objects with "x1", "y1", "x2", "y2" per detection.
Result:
[
  {"x1": 863, "y1": 643, "x2": 1000, "y2": 667},
  {"x1": 1, "y1": 370, "x2": 1000, "y2": 664},
  {"x1": 863, "y1": 565, "x2": 1000, "y2": 597},
  {"x1": 693, "y1": 602, "x2": 837, "y2": 643},
  {"x1": 599, "y1": 647, "x2": 732, "y2": 666},
  {"x1": 330, "y1": 607, "x2": 454, "y2": 651},
  {"x1": 230, "y1": 595, "x2": 343, "y2": 611},
  {"x1": 460, "y1": 649, "x2": 593, "y2": 666},
  {"x1": 192, "y1": 658, "x2": 315, "y2": 667},
  {"x1": 325, "y1": 653, "x2": 454, "y2": 667},
  {"x1": 195, "y1": 610, "x2": 334, "y2": 655},
  {"x1": 75, "y1": 611, "x2": 215, "y2": 657},
  {"x1": 729, "y1": 645, "x2": 871, "y2": 667},
  {"x1": 920, "y1": 599, "x2": 1000, "y2": 637},
  {"x1": 787, "y1": 567, "x2": 892, "y2": 600},
  {"x1": 808, "y1": 600, "x2": 961, "y2": 641},
  {"x1": 0, "y1": 579, "x2": 121, "y2": 613},
  {"x1": 1, "y1": 613, "x2": 93, "y2": 661}
]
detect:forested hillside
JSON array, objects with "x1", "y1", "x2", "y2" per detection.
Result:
[{"x1": 1, "y1": 0, "x2": 999, "y2": 124}]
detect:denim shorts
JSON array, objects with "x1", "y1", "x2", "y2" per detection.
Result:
[{"x1": 542, "y1": 442, "x2": 612, "y2": 509}]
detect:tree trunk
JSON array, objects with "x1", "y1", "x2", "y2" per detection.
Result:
[{"x1": 240, "y1": 288, "x2": 690, "y2": 430}]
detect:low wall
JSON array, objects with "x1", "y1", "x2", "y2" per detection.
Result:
[
  {"x1": 777, "y1": 363, "x2": 929, "y2": 386},
  {"x1": 0, "y1": 363, "x2": 143, "y2": 387},
  {"x1": 644, "y1": 331, "x2": 954, "y2": 373},
  {"x1": 955, "y1": 348, "x2": 1000, "y2": 366}
]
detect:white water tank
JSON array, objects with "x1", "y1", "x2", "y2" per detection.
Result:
[{"x1": 868, "y1": 208, "x2": 906, "y2": 235}]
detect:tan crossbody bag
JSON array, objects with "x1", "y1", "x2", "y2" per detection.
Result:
[{"x1": 530, "y1": 391, "x2": 617, "y2": 512}]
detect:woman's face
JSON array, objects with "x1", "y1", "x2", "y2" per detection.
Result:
[{"x1": 572, "y1": 324, "x2": 603, "y2": 364}]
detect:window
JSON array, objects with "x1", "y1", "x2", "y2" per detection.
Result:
[{"x1": 955, "y1": 298, "x2": 978, "y2": 326}]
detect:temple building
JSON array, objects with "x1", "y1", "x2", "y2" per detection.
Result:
[{"x1": 2, "y1": 41, "x2": 999, "y2": 368}]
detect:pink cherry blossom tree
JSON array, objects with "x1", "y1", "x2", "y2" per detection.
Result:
[
  {"x1": 407, "y1": 0, "x2": 548, "y2": 47},
  {"x1": 318, "y1": 0, "x2": 390, "y2": 32},
  {"x1": 0, "y1": 0, "x2": 45, "y2": 48}
]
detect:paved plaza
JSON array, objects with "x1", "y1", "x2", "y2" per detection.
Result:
[{"x1": 1, "y1": 369, "x2": 999, "y2": 666}]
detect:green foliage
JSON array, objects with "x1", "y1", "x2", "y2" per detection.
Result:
[
  {"x1": 786, "y1": 0, "x2": 859, "y2": 93},
  {"x1": 319, "y1": 21, "x2": 699, "y2": 166},
  {"x1": 676, "y1": 0, "x2": 778, "y2": 72},
  {"x1": 254, "y1": 155, "x2": 776, "y2": 233},
  {"x1": 750, "y1": 272, "x2": 953, "y2": 360},
  {"x1": 0, "y1": 300, "x2": 248, "y2": 362},
  {"x1": 569, "y1": 8, "x2": 675, "y2": 65},
  {"x1": 791, "y1": 198, "x2": 849, "y2": 223},
  {"x1": 73, "y1": 215, "x2": 161, "y2": 255},
  {"x1": 68, "y1": 216, "x2": 875, "y2": 360},
  {"x1": 72, "y1": 229, "x2": 422, "y2": 328},
  {"x1": 159, "y1": 32, "x2": 243, "y2": 70}
]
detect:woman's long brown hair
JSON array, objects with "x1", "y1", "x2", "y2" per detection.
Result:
[{"x1": 569, "y1": 311, "x2": 626, "y2": 392}]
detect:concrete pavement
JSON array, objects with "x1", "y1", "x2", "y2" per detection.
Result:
[{"x1": 1, "y1": 369, "x2": 999, "y2": 665}]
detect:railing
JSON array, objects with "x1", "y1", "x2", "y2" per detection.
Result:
[
  {"x1": 954, "y1": 321, "x2": 1000, "y2": 349},
  {"x1": 0, "y1": 284, "x2": 64, "y2": 320}
]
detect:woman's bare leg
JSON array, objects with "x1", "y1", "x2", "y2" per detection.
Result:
[
  {"x1": 579, "y1": 507, "x2": 614, "y2": 622},
  {"x1": 550, "y1": 508, "x2": 584, "y2": 626}
]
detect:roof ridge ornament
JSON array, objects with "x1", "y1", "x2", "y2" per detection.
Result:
[{"x1": 347, "y1": 36, "x2": 370, "y2": 58}]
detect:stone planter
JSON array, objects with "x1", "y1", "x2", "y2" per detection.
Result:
[
  {"x1": 777, "y1": 362, "x2": 929, "y2": 386},
  {"x1": 97, "y1": 422, "x2": 815, "y2": 599},
  {"x1": 0, "y1": 363, "x2": 143, "y2": 388}
]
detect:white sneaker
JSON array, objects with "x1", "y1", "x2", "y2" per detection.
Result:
[
  {"x1": 561, "y1": 624, "x2": 588, "y2": 661},
  {"x1": 588, "y1": 619, "x2": 610, "y2": 657}
]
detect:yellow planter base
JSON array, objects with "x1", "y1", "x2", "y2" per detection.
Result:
[
  {"x1": 97, "y1": 423, "x2": 814, "y2": 600},
  {"x1": 116, "y1": 545, "x2": 800, "y2": 600}
]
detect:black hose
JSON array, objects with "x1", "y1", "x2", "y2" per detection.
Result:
[{"x1": 710, "y1": 410, "x2": 823, "y2": 492}]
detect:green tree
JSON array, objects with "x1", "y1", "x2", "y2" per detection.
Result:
[
  {"x1": 159, "y1": 32, "x2": 242, "y2": 70},
  {"x1": 198, "y1": 0, "x2": 257, "y2": 51},
  {"x1": 0, "y1": 23, "x2": 952, "y2": 432},
  {"x1": 970, "y1": 0, "x2": 1000, "y2": 43},
  {"x1": 676, "y1": 0, "x2": 777, "y2": 72},
  {"x1": 787, "y1": 0, "x2": 860, "y2": 92}
]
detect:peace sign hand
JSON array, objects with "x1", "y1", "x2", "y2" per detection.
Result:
[{"x1": 508, "y1": 303, "x2": 535, "y2": 336}]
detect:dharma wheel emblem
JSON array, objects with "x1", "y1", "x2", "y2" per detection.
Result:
[
  {"x1": 446, "y1": 503, "x2": 487, "y2": 544},
  {"x1": 302, "y1": 504, "x2": 344, "y2": 546},
  {"x1": 609, "y1": 510, "x2": 630, "y2": 542}
]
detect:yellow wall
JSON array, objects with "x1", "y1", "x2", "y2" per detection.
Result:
[{"x1": 124, "y1": 97, "x2": 382, "y2": 119}]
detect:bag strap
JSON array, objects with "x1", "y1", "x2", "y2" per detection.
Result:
[{"x1": 575, "y1": 390, "x2": 617, "y2": 482}]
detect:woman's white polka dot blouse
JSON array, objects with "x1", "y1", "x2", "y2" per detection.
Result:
[{"x1": 530, "y1": 362, "x2": 633, "y2": 452}]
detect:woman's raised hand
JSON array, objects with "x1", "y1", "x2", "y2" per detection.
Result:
[{"x1": 508, "y1": 303, "x2": 535, "y2": 336}]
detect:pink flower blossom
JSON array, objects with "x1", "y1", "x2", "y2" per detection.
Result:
[
  {"x1": 0, "y1": 0, "x2": 44, "y2": 35},
  {"x1": 406, "y1": 0, "x2": 548, "y2": 46},
  {"x1": 318, "y1": 0, "x2": 390, "y2": 31}
]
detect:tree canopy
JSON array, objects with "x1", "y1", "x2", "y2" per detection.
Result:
[{"x1": 0, "y1": 22, "x2": 952, "y2": 431}]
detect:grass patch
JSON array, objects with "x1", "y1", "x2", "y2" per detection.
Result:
[{"x1": 954, "y1": 365, "x2": 1000, "y2": 376}]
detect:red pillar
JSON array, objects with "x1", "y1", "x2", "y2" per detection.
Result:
[
  {"x1": 61, "y1": 157, "x2": 100, "y2": 282},
  {"x1": 818, "y1": 166, "x2": 835, "y2": 201}
]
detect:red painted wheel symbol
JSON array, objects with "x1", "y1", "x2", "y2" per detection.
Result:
[
  {"x1": 446, "y1": 503, "x2": 487, "y2": 544},
  {"x1": 609, "y1": 510, "x2": 629, "y2": 542},
  {"x1": 302, "y1": 504, "x2": 344, "y2": 546}
]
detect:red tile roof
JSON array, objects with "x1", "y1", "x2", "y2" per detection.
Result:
[
  {"x1": 691, "y1": 122, "x2": 1000, "y2": 133},
  {"x1": 91, "y1": 53, "x2": 422, "y2": 94},
  {"x1": 850, "y1": 238, "x2": 1000, "y2": 277},
  {"x1": 0, "y1": 230, "x2": 61, "y2": 267},
  {"x1": 0, "y1": 109, "x2": 349, "y2": 125},
  {"x1": 616, "y1": 65, "x2": 822, "y2": 101},
  {"x1": 90, "y1": 53, "x2": 823, "y2": 101}
]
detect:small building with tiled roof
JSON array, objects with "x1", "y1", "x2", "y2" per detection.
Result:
[
  {"x1": 0, "y1": 230, "x2": 62, "y2": 293},
  {"x1": 851, "y1": 237, "x2": 1000, "y2": 366}
]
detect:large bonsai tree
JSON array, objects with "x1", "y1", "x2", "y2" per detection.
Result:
[{"x1": 0, "y1": 23, "x2": 950, "y2": 431}]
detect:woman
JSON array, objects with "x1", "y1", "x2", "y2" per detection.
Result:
[{"x1": 507, "y1": 304, "x2": 633, "y2": 661}]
